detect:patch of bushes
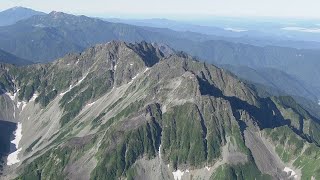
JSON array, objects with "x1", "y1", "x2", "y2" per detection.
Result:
[{"x1": 91, "y1": 106, "x2": 162, "y2": 180}]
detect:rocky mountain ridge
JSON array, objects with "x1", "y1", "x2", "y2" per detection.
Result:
[
  {"x1": 1, "y1": 10, "x2": 320, "y2": 103},
  {"x1": 0, "y1": 41, "x2": 319, "y2": 180}
]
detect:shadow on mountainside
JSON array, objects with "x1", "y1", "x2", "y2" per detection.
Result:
[{"x1": 196, "y1": 76, "x2": 319, "y2": 145}]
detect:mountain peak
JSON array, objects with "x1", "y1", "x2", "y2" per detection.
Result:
[
  {"x1": 0, "y1": 6, "x2": 45, "y2": 26},
  {"x1": 48, "y1": 11, "x2": 69, "y2": 18},
  {"x1": 4, "y1": 6, "x2": 28, "y2": 11},
  {"x1": 7, "y1": 6, "x2": 23, "y2": 10},
  {"x1": 61, "y1": 41, "x2": 165, "y2": 69},
  {"x1": 1, "y1": 6, "x2": 44, "y2": 14}
]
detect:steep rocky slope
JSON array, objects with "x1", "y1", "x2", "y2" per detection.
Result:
[{"x1": 0, "y1": 41, "x2": 320, "y2": 180}]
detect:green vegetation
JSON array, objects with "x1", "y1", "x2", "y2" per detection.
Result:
[
  {"x1": 161, "y1": 103, "x2": 207, "y2": 168},
  {"x1": 91, "y1": 112, "x2": 106, "y2": 130},
  {"x1": 272, "y1": 96, "x2": 320, "y2": 145},
  {"x1": 273, "y1": 96, "x2": 310, "y2": 118},
  {"x1": 210, "y1": 162, "x2": 271, "y2": 180},
  {"x1": 18, "y1": 85, "x2": 35, "y2": 101},
  {"x1": 17, "y1": 135, "x2": 98, "y2": 180},
  {"x1": 59, "y1": 70, "x2": 113, "y2": 127},
  {"x1": 60, "y1": 86, "x2": 94, "y2": 126},
  {"x1": 265, "y1": 126, "x2": 320, "y2": 179},
  {"x1": 0, "y1": 71, "x2": 14, "y2": 92},
  {"x1": 106, "y1": 97, "x2": 124, "y2": 112},
  {"x1": 35, "y1": 90, "x2": 58, "y2": 107},
  {"x1": 113, "y1": 100, "x2": 145, "y2": 120},
  {"x1": 16, "y1": 148, "x2": 72, "y2": 180},
  {"x1": 94, "y1": 100, "x2": 146, "y2": 132},
  {"x1": 91, "y1": 119, "x2": 161, "y2": 180}
]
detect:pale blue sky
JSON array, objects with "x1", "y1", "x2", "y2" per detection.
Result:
[{"x1": 1, "y1": 0, "x2": 320, "y2": 19}]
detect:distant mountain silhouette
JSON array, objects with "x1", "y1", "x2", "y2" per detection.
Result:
[{"x1": 0, "y1": 6, "x2": 45, "y2": 26}]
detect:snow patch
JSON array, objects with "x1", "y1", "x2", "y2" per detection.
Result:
[
  {"x1": 30, "y1": 93, "x2": 39, "y2": 102},
  {"x1": 86, "y1": 102, "x2": 95, "y2": 107},
  {"x1": 130, "y1": 63, "x2": 134, "y2": 66},
  {"x1": 158, "y1": 144, "x2": 162, "y2": 159},
  {"x1": 7, "y1": 148, "x2": 22, "y2": 166},
  {"x1": 76, "y1": 73, "x2": 88, "y2": 86},
  {"x1": 161, "y1": 104, "x2": 167, "y2": 113},
  {"x1": 283, "y1": 167, "x2": 298, "y2": 179},
  {"x1": 172, "y1": 170, "x2": 184, "y2": 180},
  {"x1": 318, "y1": 100, "x2": 320, "y2": 105},
  {"x1": 143, "y1": 68, "x2": 150, "y2": 73},
  {"x1": 205, "y1": 166, "x2": 211, "y2": 171},
  {"x1": 7, "y1": 122, "x2": 23, "y2": 166},
  {"x1": 128, "y1": 73, "x2": 139, "y2": 84},
  {"x1": 128, "y1": 68, "x2": 149, "y2": 84},
  {"x1": 17, "y1": 100, "x2": 27, "y2": 111},
  {"x1": 11, "y1": 122, "x2": 22, "y2": 147},
  {"x1": 186, "y1": 169, "x2": 190, "y2": 173},
  {"x1": 132, "y1": 73, "x2": 139, "y2": 80},
  {"x1": 5, "y1": 92, "x2": 16, "y2": 101},
  {"x1": 60, "y1": 73, "x2": 88, "y2": 96},
  {"x1": 17, "y1": 101, "x2": 22, "y2": 108},
  {"x1": 22, "y1": 102, "x2": 27, "y2": 110},
  {"x1": 60, "y1": 85, "x2": 72, "y2": 96}
]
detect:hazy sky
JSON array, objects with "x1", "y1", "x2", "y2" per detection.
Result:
[{"x1": 1, "y1": 0, "x2": 319, "y2": 19}]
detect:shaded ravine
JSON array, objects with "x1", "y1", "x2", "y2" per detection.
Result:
[{"x1": 0, "y1": 120, "x2": 16, "y2": 175}]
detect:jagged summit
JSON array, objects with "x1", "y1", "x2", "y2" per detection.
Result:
[
  {"x1": 56, "y1": 41, "x2": 166, "y2": 70},
  {"x1": 48, "y1": 10, "x2": 66, "y2": 17},
  {"x1": 47, "y1": 11, "x2": 88, "y2": 20}
]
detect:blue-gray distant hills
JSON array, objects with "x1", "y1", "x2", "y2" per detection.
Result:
[
  {"x1": 0, "y1": 8, "x2": 319, "y2": 102},
  {"x1": 0, "y1": 6, "x2": 45, "y2": 26},
  {"x1": 0, "y1": 48, "x2": 32, "y2": 65}
]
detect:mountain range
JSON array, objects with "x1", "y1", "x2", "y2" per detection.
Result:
[
  {"x1": 0, "y1": 7, "x2": 320, "y2": 180},
  {"x1": 0, "y1": 41, "x2": 320, "y2": 180},
  {"x1": 106, "y1": 17, "x2": 320, "y2": 49},
  {"x1": 0, "y1": 10, "x2": 320, "y2": 101},
  {"x1": 1, "y1": 10, "x2": 320, "y2": 62}
]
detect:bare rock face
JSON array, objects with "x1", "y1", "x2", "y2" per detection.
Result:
[{"x1": 0, "y1": 41, "x2": 319, "y2": 180}]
